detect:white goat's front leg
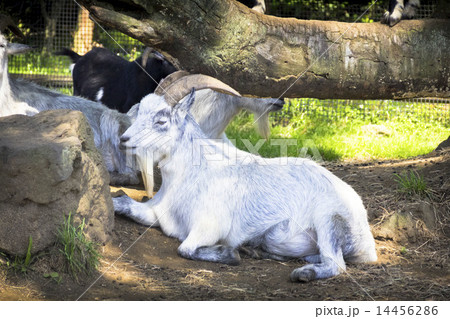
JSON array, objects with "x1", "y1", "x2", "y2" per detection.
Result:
[
  {"x1": 177, "y1": 218, "x2": 240, "y2": 265},
  {"x1": 113, "y1": 195, "x2": 159, "y2": 227}
]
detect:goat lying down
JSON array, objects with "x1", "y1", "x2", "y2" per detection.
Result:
[
  {"x1": 0, "y1": 33, "x2": 138, "y2": 185},
  {"x1": 114, "y1": 89, "x2": 377, "y2": 282},
  {"x1": 1, "y1": 32, "x2": 282, "y2": 186}
]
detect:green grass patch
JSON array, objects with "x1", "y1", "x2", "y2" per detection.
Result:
[
  {"x1": 9, "y1": 53, "x2": 72, "y2": 76},
  {"x1": 57, "y1": 213, "x2": 100, "y2": 280},
  {"x1": 394, "y1": 170, "x2": 434, "y2": 199},
  {"x1": 225, "y1": 99, "x2": 450, "y2": 161},
  {"x1": 0, "y1": 236, "x2": 35, "y2": 273}
]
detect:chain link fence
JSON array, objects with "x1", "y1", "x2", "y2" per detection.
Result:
[
  {"x1": 272, "y1": 98, "x2": 450, "y2": 126},
  {"x1": 1, "y1": 0, "x2": 449, "y2": 124},
  {"x1": 2, "y1": 0, "x2": 146, "y2": 95},
  {"x1": 265, "y1": 0, "x2": 438, "y2": 21}
]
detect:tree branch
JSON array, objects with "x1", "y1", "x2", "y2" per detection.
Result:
[{"x1": 78, "y1": 0, "x2": 450, "y2": 99}]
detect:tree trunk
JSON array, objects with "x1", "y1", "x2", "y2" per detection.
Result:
[
  {"x1": 73, "y1": 6, "x2": 95, "y2": 55},
  {"x1": 40, "y1": 0, "x2": 65, "y2": 56},
  {"x1": 77, "y1": 0, "x2": 450, "y2": 99}
]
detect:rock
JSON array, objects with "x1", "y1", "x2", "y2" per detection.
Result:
[
  {"x1": 372, "y1": 212, "x2": 417, "y2": 243},
  {"x1": 372, "y1": 201, "x2": 437, "y2": 243},
  {"x1": 0, "y1": 110, "x2": 114, "y2": 256},
  {"x1": 435, "y1": 135, "x2": 450, "y2": 151}
]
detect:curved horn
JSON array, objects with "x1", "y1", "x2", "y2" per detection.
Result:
[
  {"x1": 0, "y1": 14, "x2": 25, "y2": 38},
  {"x1": 141, "y1": 47, "x2": 152, "y2": 67},
  {"x1": 154, "y1": 70, "x2": 190, "y2": 96},
  {"x1": 163, "y1": 74, "x2": 241, "y2": 107}
]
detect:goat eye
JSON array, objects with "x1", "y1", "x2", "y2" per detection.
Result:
[{"x1": 155, "y1": 119, "x2": 167, "y2": 126}]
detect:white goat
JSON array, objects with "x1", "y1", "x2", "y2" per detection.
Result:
[
  {"x1": 1, "y1": 32, "x2": 282, "y2": 187},
  {"x1": 127, "y1": 71, "x2": 284, "y2": 193},
  {"x1": 114, "y1": 89, "x2": 377, "y2": 282}
]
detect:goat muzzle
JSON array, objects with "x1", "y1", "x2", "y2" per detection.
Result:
[{"x1": 119, "y1": 135, "x2": 132, "y2": 150}]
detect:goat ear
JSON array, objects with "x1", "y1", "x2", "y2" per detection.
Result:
[
  {"x1": 7, "y1": 42, "x2": 33, "y2": 55},
  {"x1": 174, "y1": 88, "x2": 195, "y2": 118}
]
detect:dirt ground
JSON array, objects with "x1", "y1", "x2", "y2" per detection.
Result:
[{"x1": 1, "y1": 150, "x2": 449, "y2": 301}]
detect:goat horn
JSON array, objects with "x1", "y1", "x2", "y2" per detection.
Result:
[
  {"x1": 154, "y1": 70, "x2": 191, "y2": 96},
  {"x1": 163, "y1": 74, "x2": 241, "y2": 107},
  {"x1": 0, "y1": 14, "x2": 25, "y2": 38},
  {"x1": 141, "y1": 47, "x2": 152, "y2": 68}
]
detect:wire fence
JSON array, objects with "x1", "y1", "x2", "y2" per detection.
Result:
[
  {"x1": 265, "y1": 0, "x2": 438, "y2": 21},
  {"x1": 272, "y1": 98, "x2": 450, "y2": 126},
  {"x1": 2, "y1": 0, "x2": 449, "y2": 125}
]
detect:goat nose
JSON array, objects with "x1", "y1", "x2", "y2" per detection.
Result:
[
  {"x1": 120, "y1": 135, "x2": 130, "y2": 143},
  {"x1": 119, "y1": 136, "x2": 130, "y2": 150},
  {"x1": 272, "y1": 98, "x2": 285, "y2": 110}
]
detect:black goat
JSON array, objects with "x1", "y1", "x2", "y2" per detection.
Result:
[
  {"x1": 238, "y1": 0, "x2": 266, "y2": 13},
  {"x1": 382, "y1": 0, "x2": 420, "y2": 26},
  {"x1": 56, "y1": 47, "x2": 177, "y2": 113},
  {"x1": 239, "y1": 0, "x2": 420, "y2": 26}
]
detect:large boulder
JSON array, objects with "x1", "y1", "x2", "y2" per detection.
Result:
[{"x1": 0, "y1": 110, "x2": 114, "y2": 256}]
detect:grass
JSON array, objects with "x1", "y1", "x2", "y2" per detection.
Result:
[
  {"x1": 0, "y1": 236, "x2": 34, "y2": 273},
  {"x1": 394, "y1": 170, "x2": 434, "y2": 199},
  {"x1": 57, "y1": 213, "x2": 100, "y2": 280},
  {"x1": 8, "y1": 53, "x2": 72, "y2": 76},
  {"x1": 225, "y1": 98, "x2": 450, "y2": 161},
  {"x1": 0, "y1": 214, "x2": 100, "y2": 281},
  {"x1": 8, "y1": 46, "x2": 142, "y2": 77}
]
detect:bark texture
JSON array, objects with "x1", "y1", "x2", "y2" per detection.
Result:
[
  {"x1": 78, "y1": 0, "x2": 450, "y2": 99},
  {"x1": 40, "y1": 0, "x2": 66, "y2": 56}
]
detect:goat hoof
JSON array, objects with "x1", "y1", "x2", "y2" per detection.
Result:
[
  {"x1": 112, "y1": 195, "x2": 133, "y2": 216},
  {"x1": 290, "y1": 267, "x2": 316, "y2": 282},
  {"x1": 381, "y1": 12, "x2": 389, "y2": 24},
  {"x1": 239, "y1": 246, "x2": 262, "y2": 259},
  {"x1": 221, "y1": 246, "x2": 241, "y2": 266}
]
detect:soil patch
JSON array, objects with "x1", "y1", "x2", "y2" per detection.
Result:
[{"x1": 1, "y1": 150, "x2": 449, "y2": 300}]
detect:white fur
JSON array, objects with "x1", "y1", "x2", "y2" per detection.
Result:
[
  {"x1": 114, "y1": 91, "x2": 377, "y2": 282},
  {"x1": 382, "y1": 0, "x2": 420, "y2": 26},
  {"x1": 0, "y1": 33, "x2": 138, "y2": 185},
  {"x1": 134, "y1": 88, "x2": 283, "y2": 194},
  {"x1": 95, "y1": 87, "x2": 104, "y2": 102}
]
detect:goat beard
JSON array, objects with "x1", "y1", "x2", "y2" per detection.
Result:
[{"x1": 136, "y1": 146, "x2": 171, "y2": 196}]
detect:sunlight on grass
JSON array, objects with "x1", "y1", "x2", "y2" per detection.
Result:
[
  {"x1": 225, "y1": 99, "x2": 450, "y2": 161},
  {"x1": 9, "y1": 53, "x2": 72, "y2": 76}
]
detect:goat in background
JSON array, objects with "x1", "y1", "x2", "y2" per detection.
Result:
[
  {"x1": 56, "y1": 47, "x2": 177, "y2": 113},
  {"x1": 127, "y1": 71, "x2": 284, "y2": 194},
  {"x1": 382, "y1": 0, "x2": 420, "y2": 26},
  {"x1": 1, "y1": 31, "x2": 283, "y2": 186},
  {"x1": 0, "y1": 31, "x2": 139, "y2": 185}
]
